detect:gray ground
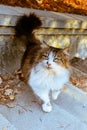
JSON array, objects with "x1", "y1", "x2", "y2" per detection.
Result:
[{"x1": 0, "y1": 83, "x2": 87, "y2": 130}]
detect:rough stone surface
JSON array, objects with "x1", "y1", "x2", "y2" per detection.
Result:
[{"x1": 0, "y1": 113, "x2": 17, "y2": 130}]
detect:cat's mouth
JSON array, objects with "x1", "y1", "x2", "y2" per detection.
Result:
[{"x1": 46, "y1": 66, "x2": 52, "y2": 70}]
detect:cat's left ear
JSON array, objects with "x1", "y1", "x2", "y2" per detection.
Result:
[
  {"x1": 63, "y1": 47, "x2": 70, "y2": 57},
  {"x1": 40, "y1": 41, "x2": 49, "y2": 48}
]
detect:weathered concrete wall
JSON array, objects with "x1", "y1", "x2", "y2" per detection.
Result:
[
  {"x1": 0, "y1": 36, "x2": 25, "y2": 72},
  {"x1": 0, "y1": 5, "x2": 87, "y2": 73}
]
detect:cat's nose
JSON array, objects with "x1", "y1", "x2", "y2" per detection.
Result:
[{"x1": 46, "y1": 61, "x2": 51, "y2": 67}]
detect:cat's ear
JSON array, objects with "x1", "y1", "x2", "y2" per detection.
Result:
[
  {"x1": 40, "y1": 41, "x2": 49, "y2": 48},
  {"x1": 63, "y1": 47, "x2": 70, "y2": 57}
]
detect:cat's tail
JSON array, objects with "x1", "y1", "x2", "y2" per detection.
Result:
[{"x1": 15, "y1": 13, "x2": 42, "y2": 37}]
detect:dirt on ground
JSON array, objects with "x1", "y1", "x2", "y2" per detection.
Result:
[
  {"x1": 0, "y1": 69, "x2": 24, "y2": 106},
  {"x1": 70, "y1": 58, "x2": 87, "y2": 92}
]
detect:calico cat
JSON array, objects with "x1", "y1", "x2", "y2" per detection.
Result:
[{"x1": 15, "y1": 13, "x2": 70, "y2": 112}]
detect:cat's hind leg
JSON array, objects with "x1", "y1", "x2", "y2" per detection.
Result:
[{"x1": 52, "y1": 90, "x2": 61, "y2": 100}]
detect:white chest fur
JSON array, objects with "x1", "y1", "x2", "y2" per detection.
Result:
[{"x1": 28, "y1": 63, "x2": 69, "y2": 94}]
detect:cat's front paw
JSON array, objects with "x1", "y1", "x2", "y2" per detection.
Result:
[
  {"x1": 52, "y1": 90, "x2": 61, "y2": 100},
  {"x1": 42, "y1": 103, "x2": 52, "y2": 113}
]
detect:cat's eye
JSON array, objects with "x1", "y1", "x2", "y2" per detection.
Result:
[
  {"x1": 53, "y1": 57, "x2": 61, "y2": 62},
  {"x1": 42, "y1": 54, "x2": 48, "y2": 60},
  {"x1": 53, "y1": 58, "x2": 58, "y2": 62},
  {"x1": 42, "y1": 54, "x2": 47, "y2": 58}
]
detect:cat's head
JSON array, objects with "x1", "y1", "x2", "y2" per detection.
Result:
[{"x1": 34, "y1": 42, "x2": 70, "y2": 70}]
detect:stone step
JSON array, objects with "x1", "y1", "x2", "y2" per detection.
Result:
[
  {"x1": 0, "y1": 83, "x2": 87, "y2": 130},
  {"x1": 0, "y1": 113, "x2": 17, "y2": 130},
  {"x1": 55, "y1": 83, "x2": 87, "y2": 123}
]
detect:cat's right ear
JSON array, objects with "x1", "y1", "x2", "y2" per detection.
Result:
[
  {"x1": 40, "y1": 41, "x2": 49, "y2": 48},
  {"x1": 63, "y1": 47, "x2": 70, "y2": 58}
]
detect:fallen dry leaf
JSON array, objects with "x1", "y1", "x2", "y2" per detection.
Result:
[
  {"x1": 70, "y1": 77, "x2": 87, "y2": 88},
  {"x1": 0, "y1": 69, "x2": 24, "y2": 105}
]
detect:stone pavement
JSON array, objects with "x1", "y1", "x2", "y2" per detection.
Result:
[
  {"x1": 0, "y1": 113, "x2": 17, "y2": 130},
  {"x1": 0, "y1": 83, "x2": 87, "y2": 130}
]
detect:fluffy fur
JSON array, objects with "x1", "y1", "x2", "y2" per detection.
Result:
[{"x1": 15, "y1": 13, "x2": 70, "y2": 112}]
